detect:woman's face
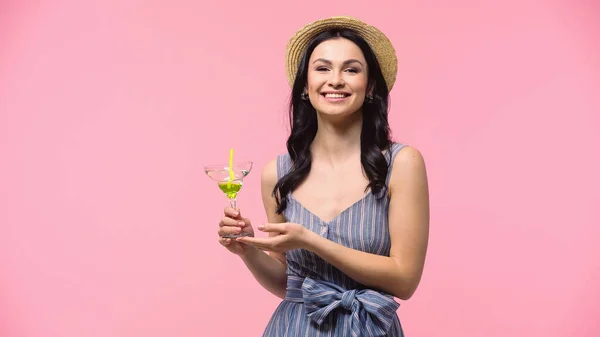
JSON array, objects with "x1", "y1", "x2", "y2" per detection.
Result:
[{"x1": 306, "y1": 38, "x2": 369, "y2": 118}]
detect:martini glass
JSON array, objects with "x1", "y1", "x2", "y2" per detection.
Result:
[{"x1": 204, "y1": 161, "x2": 253, "y2": 238}]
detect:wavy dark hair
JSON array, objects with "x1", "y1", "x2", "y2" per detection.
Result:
[{"x1": 273, "y1": 28, "x2": 393, "y2": 214}]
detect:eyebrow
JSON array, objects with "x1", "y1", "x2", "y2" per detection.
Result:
[{"x1": 312, "y1": 58, "x2": 364, "y2": 66}]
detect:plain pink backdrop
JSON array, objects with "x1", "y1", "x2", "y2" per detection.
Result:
[{"x1": 1, "y1": 0, "x2": 599, "y2": 336}]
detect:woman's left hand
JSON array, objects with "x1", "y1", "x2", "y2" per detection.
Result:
[{"x1": 236, "y1": 222, "x2": 313, "y2": 253}]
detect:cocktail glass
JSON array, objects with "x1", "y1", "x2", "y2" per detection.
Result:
[{"x1": 204, "y1": 161, "x2": 253, "y2": 238}]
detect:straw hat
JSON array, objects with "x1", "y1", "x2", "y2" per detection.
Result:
[{"x1": 285, "y1": 16, "x2": 398, "y2": 92}]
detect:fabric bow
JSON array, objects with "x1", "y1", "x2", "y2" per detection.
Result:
[{"x1": 301, "y1": 277, "x2": 400, "y2": 337}]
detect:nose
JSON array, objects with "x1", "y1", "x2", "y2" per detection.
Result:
[{"x1": 327, "y1": 70, "x2": 345, "y2": 88}]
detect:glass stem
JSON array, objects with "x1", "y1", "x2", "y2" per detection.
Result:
[{"x1": 229, "y1": 198, "x2": 237, "y2": 211}]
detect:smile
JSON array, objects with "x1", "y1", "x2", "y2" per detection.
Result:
[
  {"x1": 321, "y1": 92, "x2": 351, "y2": 102},
  {"x1": 323, "y1": 93, "x2": 350, "y2": 98}
]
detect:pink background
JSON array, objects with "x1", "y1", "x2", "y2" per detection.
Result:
[{"x1": 1, "y1": 0, "x2": 599, "y2": 336}]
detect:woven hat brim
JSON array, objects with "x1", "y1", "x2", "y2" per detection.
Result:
[{"x1": 285, "y1": 16, "x2": 398, "y2": 92}]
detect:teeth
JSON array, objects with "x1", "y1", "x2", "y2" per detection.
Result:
[{"x1": 325, "y1": 93, "x2": 347, "y2": 98}]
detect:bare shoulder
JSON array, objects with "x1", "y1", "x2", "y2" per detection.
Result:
[
  {"x1": 389, "y1": 145, "x2": 428, "y2": 192},
  {"x1": 260, "y1": 157, "x2": 286, "y2": 223},
  {"x1": 394, "y1": 145, "x2": 426, "y2": 171},
  {"x1": 261, "y1": 158, "x2": 278, "y2": 189}
]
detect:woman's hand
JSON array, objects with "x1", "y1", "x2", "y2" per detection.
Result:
[
  {"x1": 217, "y1": 207, "x2": 255, "y2": 256},
  {"x1": 236, "y1": 222, "x2": 313, "y2": 253}
]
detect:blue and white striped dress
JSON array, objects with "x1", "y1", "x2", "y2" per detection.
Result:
[{"x1": 262, "y1": 142, "x2": 406, "y2": 337}]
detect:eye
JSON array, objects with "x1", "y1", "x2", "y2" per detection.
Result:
[
  {"x1": 345, "y1": 68, "x2": 359, "y2": 73},
  {"x1": 316, "y1": 66, "x2": 329, "y2": 72}
]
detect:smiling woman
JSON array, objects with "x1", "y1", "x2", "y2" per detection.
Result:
[
  {"x1": 216, "y1": 16, "x2": 430, "y2": 337},
  {"x1": 308, "y1": 40, "x2": 370, "y2": 118}
]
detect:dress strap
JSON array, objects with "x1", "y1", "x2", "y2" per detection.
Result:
[
  {"x1": 385, "y1": 142, "x2": 407, "y2": 185},
  {"x1": 276, "y1": 153, "x2": 292, "y2": 180}
]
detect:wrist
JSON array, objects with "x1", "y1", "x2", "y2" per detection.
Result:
[
  {"x1": 239, "y1": 245, "x2": 260, "y2": 261},
  {"x1": 302, "y1": 228, "x2": 321, "y2": 252}
]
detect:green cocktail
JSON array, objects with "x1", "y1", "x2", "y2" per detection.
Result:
[{"x1": 204, "y1": 160, "x2": 253, "y2": 238}]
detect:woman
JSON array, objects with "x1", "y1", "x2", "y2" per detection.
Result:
[{"x1": 217, "y1": 16, "x2": 429, "y2": 337}]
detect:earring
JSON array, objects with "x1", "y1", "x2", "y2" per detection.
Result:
[
  {"x1": 365, "y1": 95, "x2": 373, "y2": 104},
  {"x1": 301, "y1": 92, "x2": 309, "y2": 100}
]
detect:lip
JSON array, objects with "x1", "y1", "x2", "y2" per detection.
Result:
[{"x1": 320, "y1": 91, "x2": 352, "y2": 102}]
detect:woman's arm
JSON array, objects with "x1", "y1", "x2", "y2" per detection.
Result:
[
  {"x1": 306, "y1": 146, "x2": 430, "y2": 300},
  {"x1": 238, "y1": 159, "x2": 289, "y2": 299}
]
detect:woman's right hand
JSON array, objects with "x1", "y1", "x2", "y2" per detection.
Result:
[{"x1": 218, "y1": 207, "x2": 255, "y2": 256}]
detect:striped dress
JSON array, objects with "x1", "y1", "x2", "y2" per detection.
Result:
[{"x1": 262, "y1": 142, "x2": 406, "y2": 337}]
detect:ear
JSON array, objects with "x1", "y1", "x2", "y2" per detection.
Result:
[
  {"x1": 367, "y1": 83, "x2": 375, "y2": 96},
  {"x1": 301, "y1": 87, "x2": 309, "y2": 100}
]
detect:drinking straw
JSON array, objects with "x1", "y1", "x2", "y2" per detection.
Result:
[{"x1": 227, "y1": 148, "x2": 234, "y2": 188}]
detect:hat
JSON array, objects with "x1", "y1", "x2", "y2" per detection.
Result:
[{"x1": 285, "y1": 16, "x2": 398, "y2": 92}]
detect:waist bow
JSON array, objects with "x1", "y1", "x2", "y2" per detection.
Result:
[{"x1": 286, "y1": 276, "x2": 400, "y2": 337}]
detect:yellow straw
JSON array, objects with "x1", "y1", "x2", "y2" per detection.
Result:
[{"x1": 227, "y1": 148, "x2": 234, "y2": 188}]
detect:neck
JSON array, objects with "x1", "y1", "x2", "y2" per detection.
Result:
[{"x1": 311, "y1": 110, "x2": 363, "y2": 166}]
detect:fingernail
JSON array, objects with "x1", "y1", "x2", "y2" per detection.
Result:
[
  {"x1": 257, "y1": 225, "x2": 265, "y2": 230},
  {"x1": 238, "y1": 221, "x2": 245, "y2": 226}
]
